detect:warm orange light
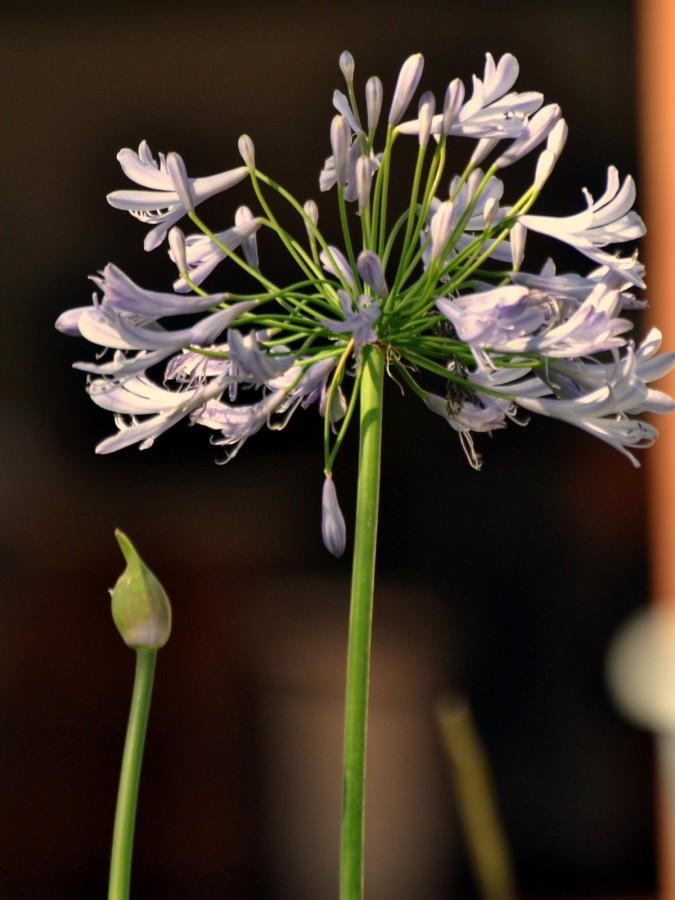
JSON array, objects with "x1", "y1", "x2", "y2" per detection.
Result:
[{"x1": 637, "y1": 2, "x2": 675, "y2": 894}]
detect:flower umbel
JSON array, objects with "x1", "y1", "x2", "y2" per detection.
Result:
[{"x1": 58, "y1": 50, "x2": 674, "y2": 551}]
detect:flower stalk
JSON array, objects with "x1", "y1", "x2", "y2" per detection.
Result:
[
  {"x1": 108, "y1": 530, "x2": 171, "y2": 900},
  {"x1": 340, "y1": 344, "x2": 385, "y2": 900},
  {"x1": 108, "y1": 648, "x2": 157, "y2": 900}
]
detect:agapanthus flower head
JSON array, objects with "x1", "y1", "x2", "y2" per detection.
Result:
[{"x1": 59, "y1": 50, "x2": 674, "y2": 553}]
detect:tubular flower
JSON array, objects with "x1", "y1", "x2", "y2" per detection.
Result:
[
  {"x1": 519, "y1": 166, "x2": 646, "y2": 286},
  {"x1": 107, "y1": 141, "x2": 248, "y2": 251},
  {"x1": 58, "y1": 50, "x2": 673, "y2": 550}
]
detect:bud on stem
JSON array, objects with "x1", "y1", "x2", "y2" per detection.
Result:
[{"x1": 110, "y1": 530, "x2": 172, "y2": 650}]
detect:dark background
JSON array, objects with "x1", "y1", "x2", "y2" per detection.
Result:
[{"x1": 0, "y1": 1, "x2": 658, "y2": 897}]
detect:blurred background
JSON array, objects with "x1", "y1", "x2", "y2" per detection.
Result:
[{"x1": 0, "y1": 0, "x2": 661, "y2": 897}]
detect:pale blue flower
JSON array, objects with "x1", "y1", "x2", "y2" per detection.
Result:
[
  {"x1": 520, "y1": 166, "x2": 646, "y2": 286},
  {"x1": 226, "y1": 328, "x2": 294, "y2": 384},
  {"x1": 269, "y1": 357, "x2": 338, "y2": 408},
  {"x1": 513, "y1": 345, "x2": 660, "y2": 466},
  {"x1": 73, "y1": 348, "x2": 172, "y2": 379},
  {"x1": 320, "y1": 246, "x2": 356, "y2": 286},
  {"x1": 357, "y1": 250, "x2": 388, "y2": 298},
  {"x1": 436, "y1": 285, "x2": 545, "y2": 353},
  {"x1": 421, "y1": 187, "x2": 514, "y2": 269},
  {"x1": 89, "y1": 375, "x2": 233, "y2": 453},
  {"x1": 321, "y1": 291, "x2": 381, "y2": 352},
  {"x1": 493, "y1": 104, "x2": 562, "y2": 168},
  {"x1": 88, "y1": 304, "x2": 256, "y2": 353},
  {"x1": 438, "y1": 275, "x2": 632, "y2": 363},
  {"x1": 424, "y1": 390, "x2": 510, "y2": 433},
  {"x1": 333, "y1": 90, "x2": 361, "y2": 133},
  {"x1": 171, "y1": 217, "x2": 262, "y2": 291},
  {"x1": 423, "y1": 384, "x2": 512, "y2": 470},
  {"x1": 89, "y1": 263, "x2": 230, "y2": 316},
  {"x1": 505, "y1": 275, "x2": 632, "y2": 358},
  {"x1": 107, "y1": 141, "x2": 248, "y2": 251},
  {"x1": 510, "y1": 259, "x2": 645, "y2": 310},
  {"x1": 399, "y1": 52, "x2": 543, "y2": 140},
  {"x1": 320, "y1": 141, "x2": 380, "y2": 203},
  {"x1": 550, "y1": 328, "x2": 675, "y2": 404},
  {"x1": 197, "y1": 388, "x2": 289, "y2": 461}
]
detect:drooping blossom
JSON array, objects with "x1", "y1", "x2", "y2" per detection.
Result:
[{"x1": 519, "y1": 166, "x2": 646, "y2": 286}]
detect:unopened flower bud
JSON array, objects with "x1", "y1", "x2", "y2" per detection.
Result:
[
  {"x1": 339, "y1": 50, "x2": 355, "y2": 84},
  {"x1": 389, "y1": 53, "x2": 424, "y2": 126},
  {"x1": 110, "y1": 530, "x2": 172, "y2": 650},
  {"x1": 166, "y1": 152, "x2": 194, "y2": 212},
  {"x1": 470, "y1": 138, "x2": 498, "y2": 167},
  {"x1": 331, "y1": 115, "x2": 351, "y2": 186},
  {"x1": 483, "y1": 196, "x2": 499, "y2": 228},
  {"x1": 320, "y1": 246, "x2": 355, "y2": 287},
  {"x1": 441, "y1": 78, "x2": 465, "y2": 136},
  {"x1": 356, "y1": 155, "x2": 373, "y2": 210},
  {"x1": 510, "y1": 220, "x2": 526, "y2": 268},
  {"x1": 533, "y1": 149, "x2": 556, "y2": 190},
  {"x1": 303, "y1": 199, "x2": 319, "y2": 242},
  {"x1": 168, "y1": 227, "x2": 187, "y2": 275},
  {"x1": 357, "y1": 250, "x2": 389, "y2": 298},
  {"x1": 304, "y1": 199, "x2": 319, "y2": 226},
  {"x1": 547, "y1": 118, "x2": 568, "y2": 159},
  {"x1": 321, "y1": 475, "x2": 346, "y2": 557},
  {"x1": 430, "y1": 200, "x2": 456, "y2": 261},
  {"x1": 366, "y1": 76, "x2": 383, "y2": 131},
  {"x1": 417, "y1": 91, "x2": 436, "y2": 147},
  {"x1": 238, "y1": 134, "x2": 256, "y2": 169}
]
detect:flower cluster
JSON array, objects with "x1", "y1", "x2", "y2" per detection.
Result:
[{"x1": 57, "y1": 51, "x2": 674, "y2": 556}]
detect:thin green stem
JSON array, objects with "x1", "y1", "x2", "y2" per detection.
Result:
[
  {"x1": 108, "y1": 648, "x2": 158, "y2": 900},
  {"x1": 324, "y1": 338, "x2": 356, "y2": 470},
  {"x1": 338, "y1": 184, "x2": 359, "y2": 278},
  {"x1": 340, "y1": 344, "x2": 385, "y2": 900}
]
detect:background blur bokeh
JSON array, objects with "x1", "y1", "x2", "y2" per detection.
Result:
[{"x1": 0, "y1": 1, "x2": 658, "y2": 897}]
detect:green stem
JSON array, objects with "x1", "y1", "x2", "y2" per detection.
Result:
[
  {"x1": 108, "y1": 648, "x2": 158, "y2": 900},
  {"x1": 340, "y1": 344, "x2": 385, "y2": 900}
]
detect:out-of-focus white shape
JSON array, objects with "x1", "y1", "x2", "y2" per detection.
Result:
[{"x1": 606, "y1": 605, "x2": 675, "y2": 732}]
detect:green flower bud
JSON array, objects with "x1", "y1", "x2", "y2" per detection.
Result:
[{"x1": 110, "y1": 530, "x2": 172, "y2": 649}]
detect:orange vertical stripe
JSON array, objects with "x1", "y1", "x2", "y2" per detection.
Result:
[{"x1": 637, "y1": 2, "x2": 675, "y2": 895}]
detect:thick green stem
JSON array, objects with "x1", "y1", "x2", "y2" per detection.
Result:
[
  {"x1": 340, "y1": 345, "x2": 385, "y2": 900},
  {"x1": 108, "y1": 648, "x2": 158, "y2": 900}
]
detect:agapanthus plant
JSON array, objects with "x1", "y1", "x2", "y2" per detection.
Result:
[{"x1": 58, "y1": 50, "x2": 674, "y2": 899}]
